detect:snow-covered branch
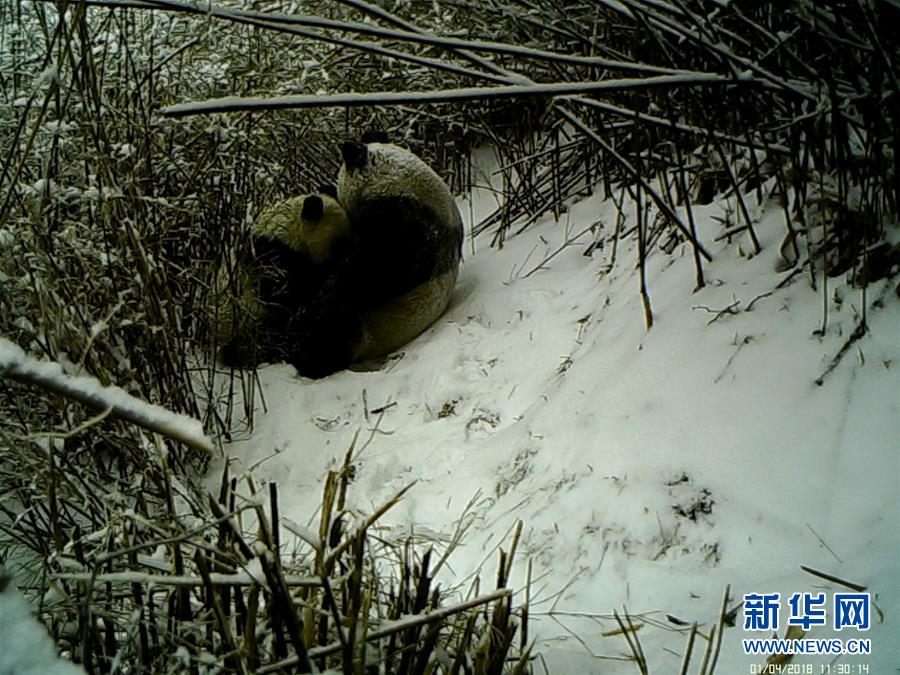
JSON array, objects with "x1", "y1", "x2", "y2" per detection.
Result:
[
  {"x1": 0, "y1": 337, "x2": 213, "y2": 455},
  {"x1": 163, "y1": 72, "x2": 757, "y2": 117}
]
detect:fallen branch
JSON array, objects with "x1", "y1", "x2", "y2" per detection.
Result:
[
  {"x1": 800, "y1": 565, "x2": 867, "y2": 592},
  {"x1": 692, "y1": 301, "x2": 740, "y2": 324},
  {"x1": 1, "y1": 337, "x2": 214, "y2": 455},
  {"x1": 813, "y1": 321, "x2": 867, "y2": 387},
  {"x1": 163, "y1": 73, "x2": 758, "y2": 117}
]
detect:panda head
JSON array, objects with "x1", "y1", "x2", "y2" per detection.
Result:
[
  {"x1": 337, "y1": 141, "x2": 462, "y2": 233},
  {"x1": 253, "y1": 188, "x2": 350, "y2": 265}
]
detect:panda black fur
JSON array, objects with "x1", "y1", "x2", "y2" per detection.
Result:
[
  {"x1": 212, "y1": 188, "x2": 356, "y2": 373},
  {"x1": 337, "y1": 140, "x2": 464, "y2": 361}
]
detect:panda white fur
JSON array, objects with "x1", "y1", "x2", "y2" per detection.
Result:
[
  {"x1": 337, "y1": 140, "x2": 464, "y2": 361},
  {"x1": 212, "y1": 188, "x2": 354, "y2": 371}
]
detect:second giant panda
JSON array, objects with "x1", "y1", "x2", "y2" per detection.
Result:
[
  {"x1": 212, "y1": 188, "x2": 356, "y2": 374},
  {"x1": 337, "y1": 139, "x2": 464, "y2": 361}
]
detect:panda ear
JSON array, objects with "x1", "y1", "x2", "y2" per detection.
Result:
[
  {"x1": 301, "y1": 195, "x2": 325, "y2": 222},
  {"x1": 317, "y1": 184, "x2": 338, "y2": 199},
  {"x1": 341, "y1": 141, "x2": 368, "y2": 171}
]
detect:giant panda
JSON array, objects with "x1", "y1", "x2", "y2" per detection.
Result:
[
  {"x1": 211, "y1": 187, "x2": 357, "y2": 374},
  {"x1": 337, "y1": 139, "x2": 464, "y2": 361}
]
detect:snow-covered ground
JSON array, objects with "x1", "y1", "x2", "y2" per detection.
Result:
[
  {"x1": 0, "y1": 568, "x2": 84, "y2": 675},
  {"x1": 214, "y1": 155, "x2": 899, "y2": 673}
]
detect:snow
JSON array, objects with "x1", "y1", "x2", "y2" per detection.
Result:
[
  {"x1": 213, "y1": 161, "x2": 899, "y2": 671},
  {"x1": 0, "y1": 569, "x2": 84, "y2": 675}
]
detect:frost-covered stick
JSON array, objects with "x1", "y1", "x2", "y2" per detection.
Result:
[
  {"x1": 509, "y1": 150, "x2": 604, "y2": 236},
  {"x1": 311, "y1": 472, "x2": 351, "y2": 653},
  {"x1": 269, "y1": 481, "x2": 281, "y2": 554},
  {"x1": 447, "y1": 609, "x2": 478, "y2": 674},
  {"x1": 194, "y1": 551, "x2": 249, "y2": 675},
  {"x1": 566, "y1": 96, "x2": 787, "y2": 154},
  {"x1": 603, "y1": 184, "x2": 629, "y2": 274},
  {"x1": 247, "y1": 476, "x2": 303, "y2": 662},
  {"x1": 799, "y1": 565, "x2": 867, "y2": 593},
  {"x1": 816, "y1": 311, "x2": 870, "y2": 384},
  {"x1": 697, "y1": 622, "x2": 716, "y2": 675},
  {"x1": 323, "y1": 481, "x2": 417, "y2": 568},
  {"x1": 343, "y1": 534, "x2": 366, "y2": 672},
  {"x1": 88, "y1": 508, "x2": 246, "y2": 568},
  {"x1": 634, "y1": 146, "x2": 654, "y2": 331},
  {"x1": 65, "y1": 0, "x2": 665, "y2": 79},
  {"x1": 0, "y1": 338, "x2": 214, "y2": 455},
  {"x1": 521, "y1": 223, "x2": 598, "y2": 279},
  {"x1": 706, "y1": 129, "x2": 761, "y2": 255},
  {"x1": 162, "y1": 73, "x2": 757, "y2": 117},
  {"x1": 47, "y1": 436, "x2": 66, "y2": 553},
  {"x1": 260, "y1": 588, "x2": 513, "y2": 671},
  {"x1": 336, "y1": 433, "x2": 359, "y2": 511},
  {"x1": 520, "y1": 558, "x2": 532, "y2": 653},
  {"x1": 674, "y1": 138, "x2": 705, "y2": 289},
  {"x1": 334, "y1": 0, "x2": 511, "y2": 80},
  {"x1": 625, "y1": 608, "x2": 648, "y2": 674},
  {"x1": 609, "y1": 0, "x2": 813, "y2": 99},
  {"x1": 319, "y1": 564, "x2": 349, "y2": 658},
  {"x1": 430, "y1": 490, "x2": 481, "y2": 577},
  {"x1": 678, "y1": 622, "x2": 698, "y2": 675},
  {"x1": 319, "y1": 469, "x2": 338, "y2": 552},
  {"x1": 125, "y1": 546, "x2": 151, "y2": 669},
  {"x1": 707, "y1": 584, "x2": 731, "y2": 673},
  {"x1": 741, "y1": 129, "x2": 767, "y2": 206},
  {"x1": 159, "y1": 458, "x2": 193, "y2": 626},
  {"x1": 612, "y1": 608, "x2": 648, "y2": 674},
  {"x1": 258, "y1": 549, "x2": 312, "y2": 670}
]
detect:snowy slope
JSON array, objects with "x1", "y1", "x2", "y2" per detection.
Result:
[{"x1": 214, "y1": 165, "x2": 899, "y2": 673}]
